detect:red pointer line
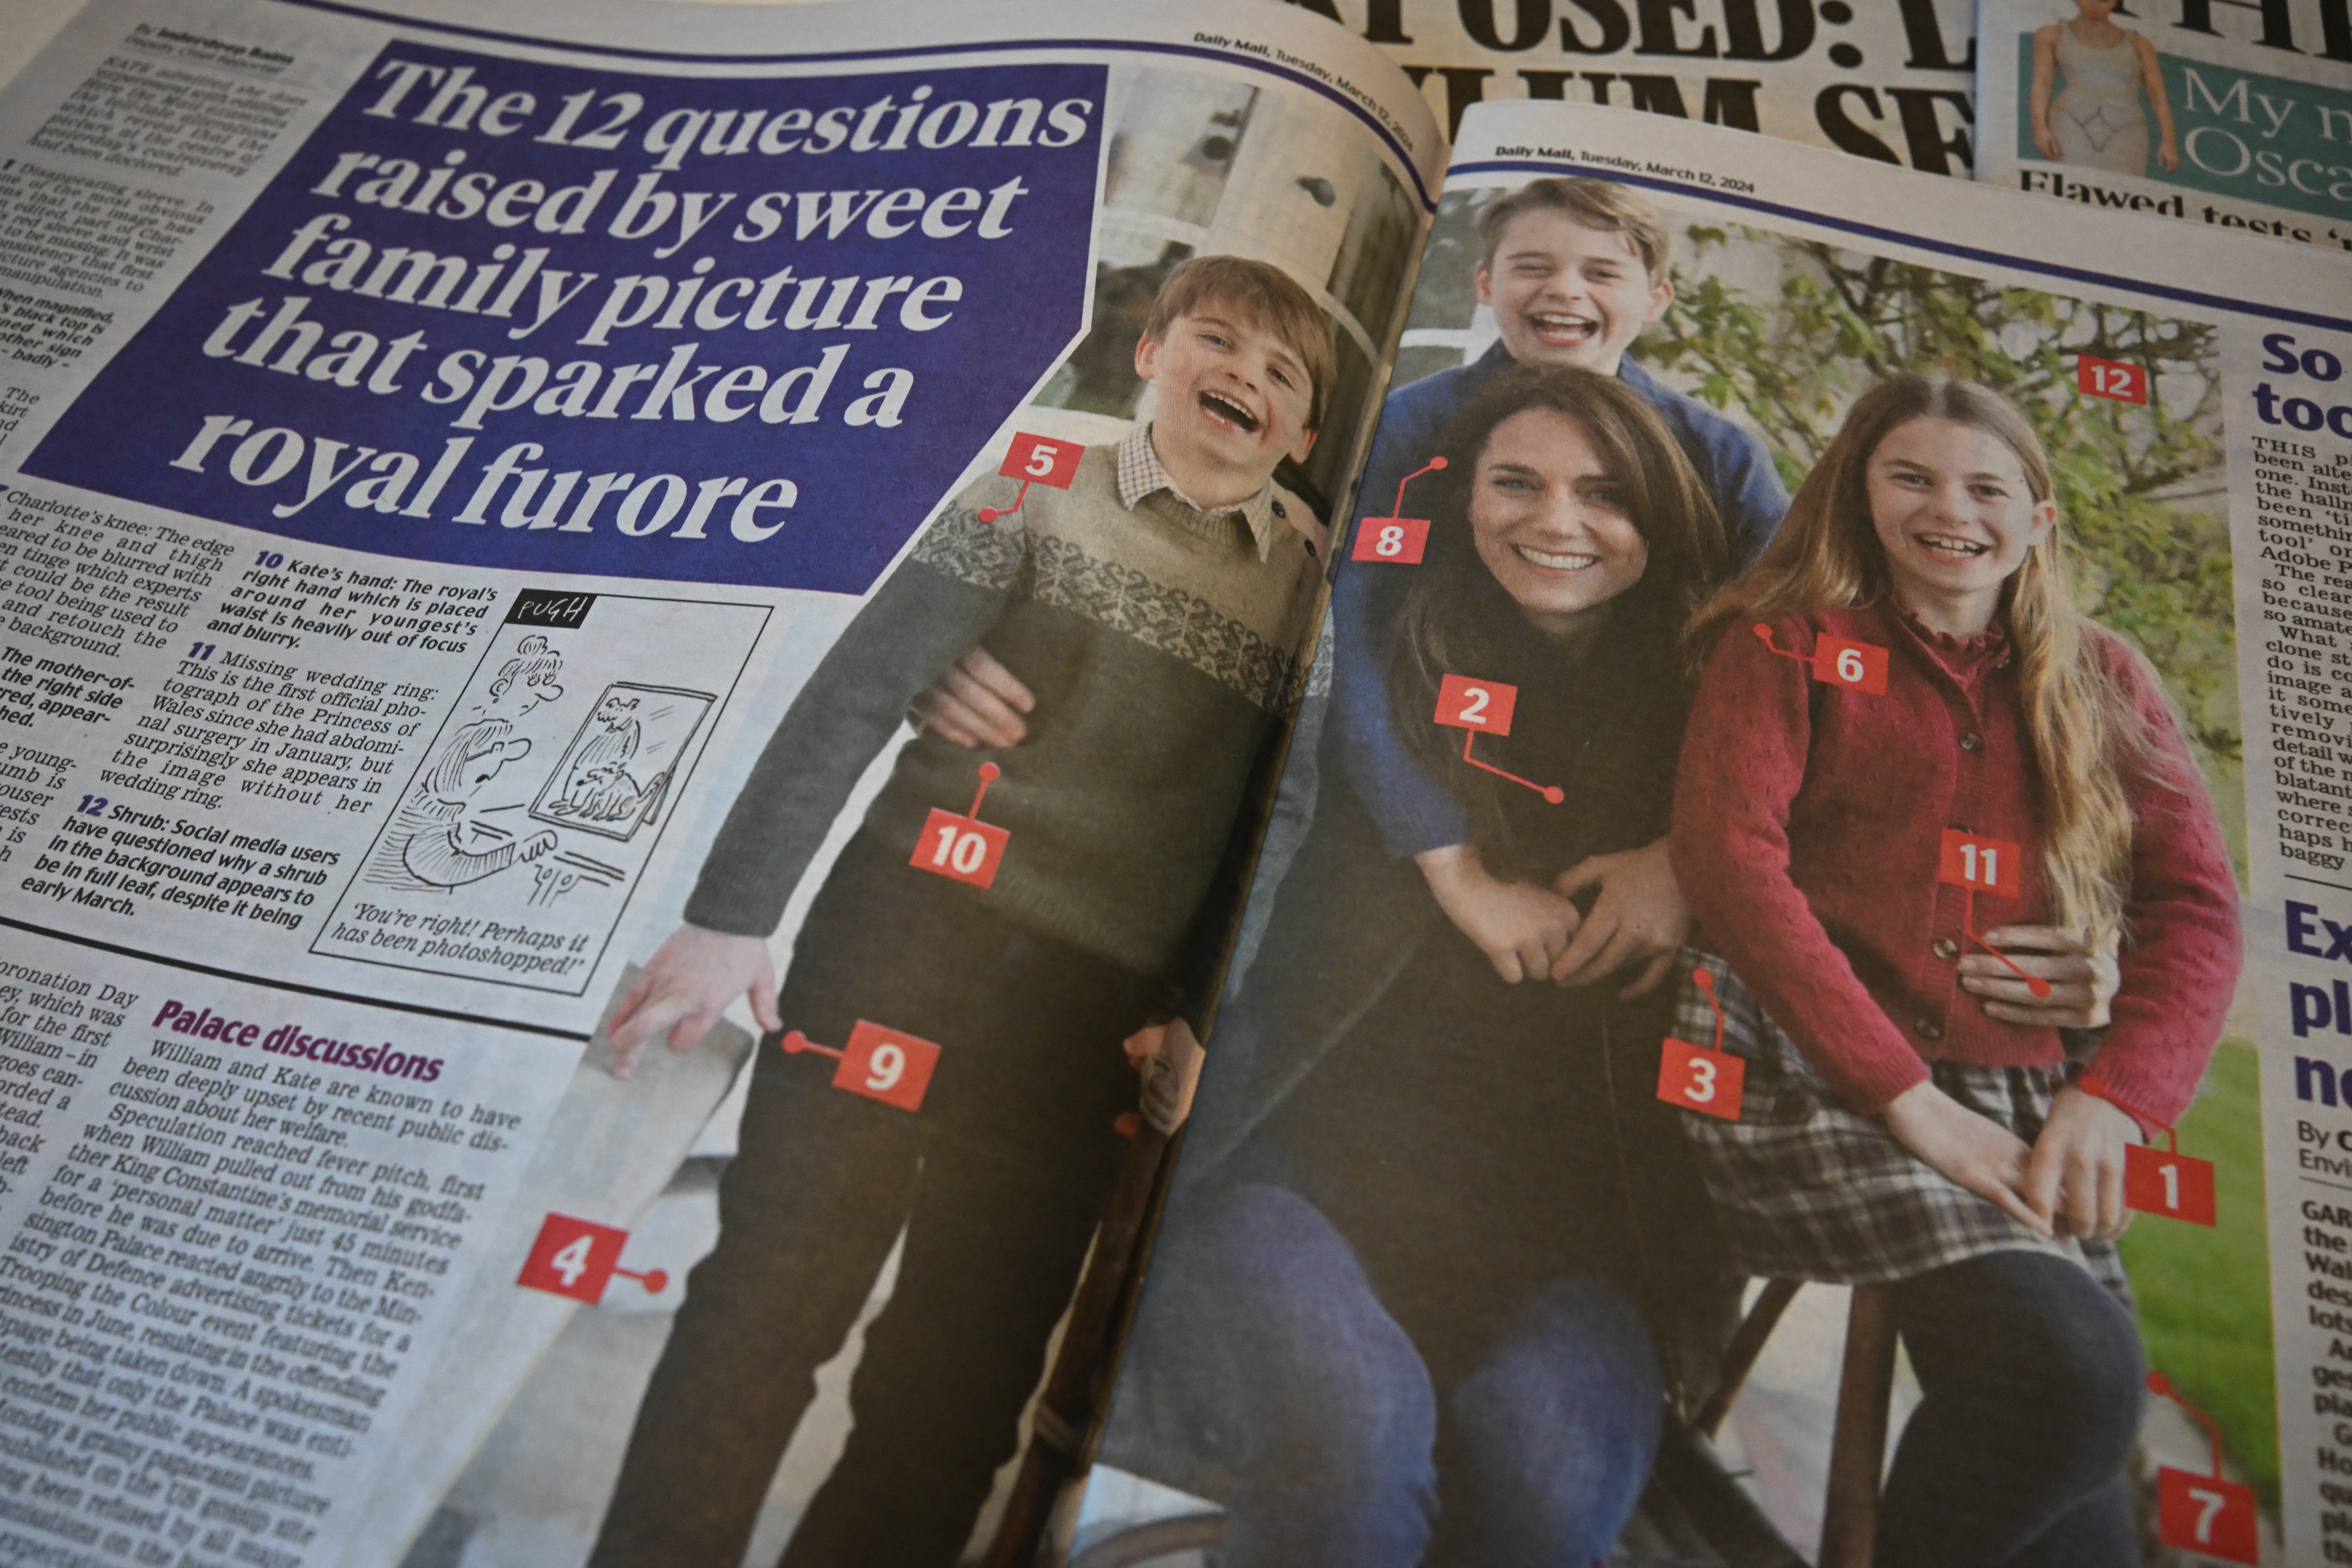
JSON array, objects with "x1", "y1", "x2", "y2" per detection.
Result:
[
  {"x1": 780, "y1": 1031, "x2": 843, "y2": 1060},
  {"x1": 1461, "y1": 730, "x2": 1564, "y2": 805},
  {"x1": 1963, "y1": 888, "x2": 2052, "y2": 998},
  {"x1": 614, "y1": 1264, "x2": 670, "y2": 1293},
  {"x1": 2145, "y1": 1372, "x2": 2224, "y2": 1479},
  {"x1": 1752, "y1": 622, "x2": 1814, "y2": 668},
  {"x1": 979, "y1": 480, "x2": 1032, "y2": 524},
  {"x1": 1691, "y1": 967, "x2": 1726, "y2": 1053},
  {"x1": 967, "y1": 762, "x2": 1000, "y2": 819},
  {"x1": 1389, "y1": 455, "x2": 1447, "y2": 515}
]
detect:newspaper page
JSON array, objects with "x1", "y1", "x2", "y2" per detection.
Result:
[
  {"x1": 1073, "y1": 94, "x2": 2347, "y2": 1568},
  {"x1": 0, "y1": 2, "x2": 1445, "y2": 1565},
  {"x1": 1272, "y1": 0, "x2": 1982, "y2": 172},
  {"x1": 1976, "y1": 0, "x2": 2352, "y2": 253}
]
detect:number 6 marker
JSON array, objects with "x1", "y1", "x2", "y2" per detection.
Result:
[
  {"x1": 1752, "y1": 623, "x2": 1889, "y2": 694},
  {"x1": 783, "y1": 1020, "x2": 942, "y2": 1112}
]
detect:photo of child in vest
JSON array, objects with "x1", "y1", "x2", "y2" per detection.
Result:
[{"x1": 585, "y1": 254, "x2": 1334, "y2": 1568}]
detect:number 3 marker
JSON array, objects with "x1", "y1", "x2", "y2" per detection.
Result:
[{"x1": 1658, "y1": 967, "x2": 1744, "y2": 1121}]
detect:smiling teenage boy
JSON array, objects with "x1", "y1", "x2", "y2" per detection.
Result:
[{"x1": 587, "y1": 254, "x2": 1333, "y2": 1568}]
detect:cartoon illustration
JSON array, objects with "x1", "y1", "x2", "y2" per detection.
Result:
[
  {"x1": 530, "y1": 683, "x2": 714, "y2": 842},
  {"x1": 362, "y1": 716, "x2": 559, "y2": 891}
]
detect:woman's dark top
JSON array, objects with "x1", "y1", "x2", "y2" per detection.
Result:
[{"x1": 1182, "y1": 605, "x2": 1715, "y2": 1381}]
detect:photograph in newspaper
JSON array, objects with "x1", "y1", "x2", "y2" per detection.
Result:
[
  {"x1": 1277, "y1": 0, "x2": 1983, "y2": 172},
  {"x1": 1976, "y1": 0, "x2": 2352, "y2": 251},
  {"x1": 1070, "y1": 103, "x2": 2331, "y2": 1568},
  {"x1": 0, "y1": 2, "x2": 1450, "y2": 1565}
]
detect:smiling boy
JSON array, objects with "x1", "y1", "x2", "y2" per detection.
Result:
[{"x1": 587, "y1": 255, "x2": 1333, "y2": 1568}]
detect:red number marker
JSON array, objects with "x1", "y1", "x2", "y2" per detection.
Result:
[
  {"x1": 1753, "y1": 624, "x2": 1889, "y2": 695},
  {"x1": 980, "y1": 433, "x2": 1085, "y2": 522},
  {"x1": 783, "y1": 1020, "x2": 942, "y2": 1113},
  {"x1": 1351, "y1": 456, "x2": 1446, "y2": 564},
  {"x1": 1938, "y1": 830, "x2": 2022, "y2": 898},
  {"x1": 1658, "y1": 967, "x2": 1744, "y2": 1121},
  {"x1": 2077, "y1": 356, "x2": 2148, "y2": 406},
  {"x1": 517, "y1": 1213, "x2": 669, "y2": 1304},
  {"x1": 2148, "y1": 1373, "x2": 2256, "y2": 1563},
  {"x1": 2084, "y1": 1075, "x2": 2217, "y2": 1226},
  {"x1": 1434, "y1": 673, "x2": 1517, "y2": 734},
  {"x1": 911, "y1": 762, "x2": 1008, "y2": 889}
]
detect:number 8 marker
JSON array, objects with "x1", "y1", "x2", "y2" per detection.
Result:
[{"x1": 1351, "y1": 456, "x2": 1446, "y2": 564}]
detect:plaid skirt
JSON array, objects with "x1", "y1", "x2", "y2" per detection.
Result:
[{"x1": 1671, "y1": 951, "x2": 2128, "y2": 1303}]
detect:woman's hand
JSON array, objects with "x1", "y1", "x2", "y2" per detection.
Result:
[
  {"x1": 2158, "y1": 135, "x2": 2180, "y2": 172},
  {"x1": 1960, "y1": 925, "x2": 2118, "y2": 1029},
  {"x1": 909, "y1": 646, "x2": 1035, "y2": 748},
  {"x1": 2024, "y1": 1085, "x2": 2142, "y2": 1240},
  {"x1": 1549, "y1": 837, "x2": 1691, "y2": 996},
  {"x1": 1882, "y1": 1081, "x2": 2053, "y2": 1237},
  {"x1": 2033, "y1": 119, "x2": 2064, "y2": 161},
  {"x1": 1415, "y1": 843, "x2": 1580, "y2": 984},
  {"x1": 606, "y1": 925, "x2": 781, "y2": 1080}
]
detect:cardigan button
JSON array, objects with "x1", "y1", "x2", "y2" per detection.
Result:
[
  {"x1": 1932, "y1": 938, "x2": 1959, "y2": 961},
  {"x1": 1913, "y1": 1017, "x2": 1943, "y2": 1042},
  {"x1": 1958, "y1": 731, "x2": 1983, "y2": 752}
]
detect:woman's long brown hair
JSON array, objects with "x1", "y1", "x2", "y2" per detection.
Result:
[{"x1": 1684, "y1": 375, "x2": 2147, "y2": 943}]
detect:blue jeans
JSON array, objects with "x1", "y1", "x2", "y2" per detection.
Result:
[{"x1": 1136, "y1": 1182, "x2": 1661, "y2": 1568}]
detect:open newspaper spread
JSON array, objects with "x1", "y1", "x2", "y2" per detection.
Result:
[
  {"x1": 0, "y1": 1, "x2": 1446, "y2": 1563},
  {"x1": 1975, "y1": 0, "x2": 2352, "y2": 253},
  {"x1": 1072, "y1": 96, "x2": 2352, "y2": 1568}
]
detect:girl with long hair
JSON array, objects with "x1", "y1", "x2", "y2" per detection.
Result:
[
  {"x1": 1117, "y1": 364, "x2": 1729, "y2": 1567},
  {"x1": 1672, "y1": 375, "x2": 2241, "y2": 1566}
]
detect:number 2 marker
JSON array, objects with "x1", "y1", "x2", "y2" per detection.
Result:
[{"x1": 1433, "y1": 675, "x2": 1563, "y2": 803}]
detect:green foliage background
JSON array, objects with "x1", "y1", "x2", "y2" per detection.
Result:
[{"x1": 1643, "y1": 226, "x2": 2246, "y2": 880}]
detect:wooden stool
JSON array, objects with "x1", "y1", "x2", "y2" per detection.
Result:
[{"x1": 1697, "y1": 1280, "x2": 1900, "y2": 1568}]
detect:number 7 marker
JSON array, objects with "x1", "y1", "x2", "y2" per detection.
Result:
[
  {"x1": 784, "y1": 1020, "x2": 942, "y2": 1112},
  {"x1": 2148, "y1": 1373, "x2": 2256, "y2": 1564}
]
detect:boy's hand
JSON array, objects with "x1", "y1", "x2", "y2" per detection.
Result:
[
  {"x1": 910, "y1": 647, "x2": 1035, "y2": 749},
  {"x1": 1960, "y1": 926, "x2": 2117, "y2": 1029},
  {"x1": 1123, "y1": 1017, "x2": 1206, "y2": 1132},
  {"x1": 1882, "y1": 1080, "x2": 2052, "y2": 1238},
  {"x1": 1549, "y1": 837, "x2": 1691, "y2": 997},
  {"x1": 606, "y1": 925, "x2": 781, "y2": 1081},
  {"x1": 2023, "y1": 1085, "x2": 2142, "y2": 1240},
  {"x1": 1415, "y1": 843, "x2": 1579, "y2": 984}
]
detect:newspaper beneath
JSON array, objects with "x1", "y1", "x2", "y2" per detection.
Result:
[
  {"x1": 1976, "y1": 0, "x2": 2352, "y2": 252},
  {"x1": 1073, "y1": 96, "x2": 2352, "y2": 1568},
  {"x1": 0, "y1": 1, "x2": 1444, "y2": 1564}
]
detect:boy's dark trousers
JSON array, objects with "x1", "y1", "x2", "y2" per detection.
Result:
[{"x1": 589, "y1": 833, "x2": 1157, "y2": 1568}]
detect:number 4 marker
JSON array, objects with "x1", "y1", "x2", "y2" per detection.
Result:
[{"x1": 517, "y1": 1213, "x2": 669, "y2": 1304}]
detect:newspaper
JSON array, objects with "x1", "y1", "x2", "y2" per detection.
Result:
[
  {"x1": 0, "y1": 2, "x2": 1443, "y2": 1564},
  {"x1": 1289, "y1": 0, "x2": 1984, "y2": 172},
  {"x1": 1976, "y1": 0, "x2": 2352, "y2": 252},
  {"x1": 1075, "y1": 96, "x2": 2350, "y2": 1568}
]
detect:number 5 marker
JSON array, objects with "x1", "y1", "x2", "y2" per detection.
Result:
[
  {"x1": 979, "y1": 432, "x2": 1085, "y2": 522},
  {"x1": 784, "y1": 1020, "x2": 942, "y2": 1113}
]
